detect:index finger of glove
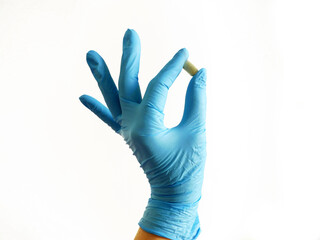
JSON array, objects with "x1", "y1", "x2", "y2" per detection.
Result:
[{"x1": 143, "y1": 48, "x2": 189, "y2": 113}]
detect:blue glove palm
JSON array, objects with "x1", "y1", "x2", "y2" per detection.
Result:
[{"x1": 79, "y1": 29, "x2": 207, "y2": 240}]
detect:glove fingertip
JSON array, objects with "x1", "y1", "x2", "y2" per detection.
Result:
[
  {"x1": 79, "y1": 94, "x2": 86, "y2": 103},
  {"x1": 193, "y1": 68, "x2": 207, "y2": 87},
  {"x1": 86, "y1": 50, "x2": 99, "y2": 66},
  {"x1": 196, "y1": 68, "x2": 207, "y2": 78},
  {"x1": 79, "y1": 94, "x2": 94, "y2": 109},
  {"x1": 179, "y1": 48, "x2": 189, "y2": 58},
  {"x1": 79, "y1": 94, "x2": 90, "y2": 102},
  {"x1": 79, "y1": 95, "x2": 89, "y2": 108}
]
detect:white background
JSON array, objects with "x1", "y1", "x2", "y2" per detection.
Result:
[{"x1": 1, "y1": 0, "x2": 320, "y2": 239}]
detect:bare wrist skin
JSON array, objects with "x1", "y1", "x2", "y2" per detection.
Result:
[{"x1": 134, "y1": 227, "x2": 170, "y2": 240}]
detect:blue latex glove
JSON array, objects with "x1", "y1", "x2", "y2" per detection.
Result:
[{"x1": 79, "y1": 29, "x2": 207, "y2": 240}]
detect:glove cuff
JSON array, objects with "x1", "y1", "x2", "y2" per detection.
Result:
[{"x1": 138, "y1": 197, "x2": 201, "y2": 240}]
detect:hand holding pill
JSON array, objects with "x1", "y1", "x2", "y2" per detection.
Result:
[{"x1": 79, "y1": 29, "x2": 207, "y2": 240}]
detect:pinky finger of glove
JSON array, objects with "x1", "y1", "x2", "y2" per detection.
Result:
[{"x1": 79, "y1": 94, "x2": 121, "y2": 134}]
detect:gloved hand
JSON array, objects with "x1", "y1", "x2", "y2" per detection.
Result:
[{"x1": 79, "y1": 29, "x2": 207, "y2": 240}]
